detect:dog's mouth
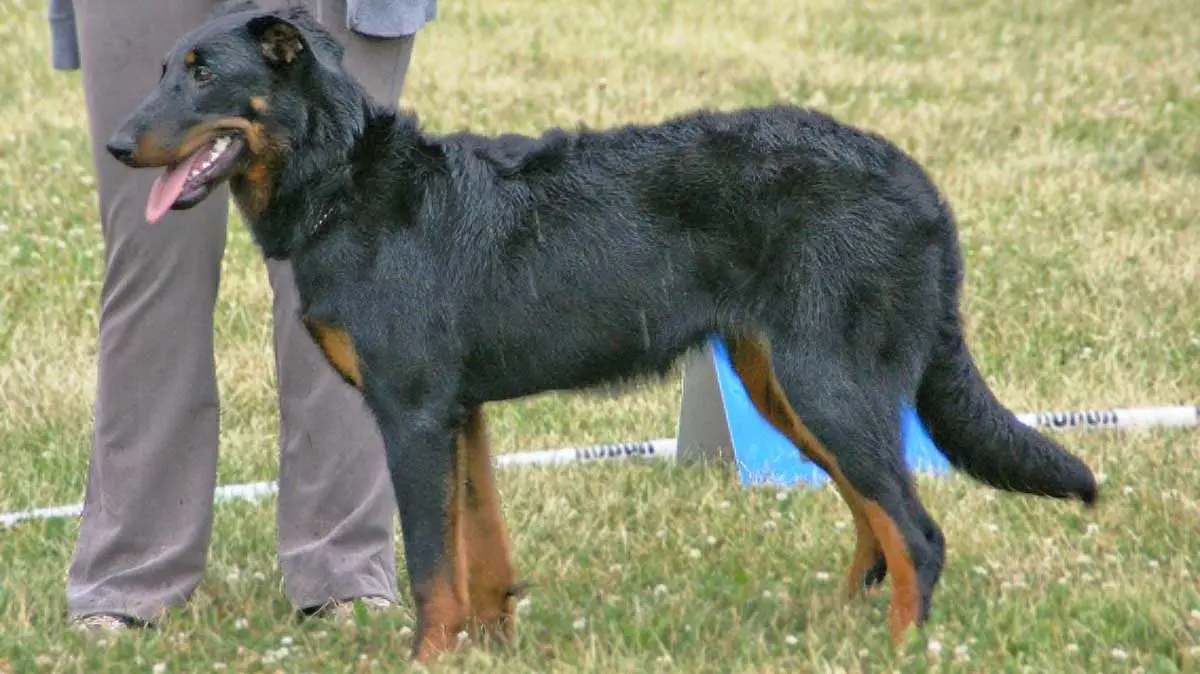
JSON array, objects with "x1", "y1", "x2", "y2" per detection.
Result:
[{"x1": 145, "y1": 134, "x2": 246, "y2": 224}]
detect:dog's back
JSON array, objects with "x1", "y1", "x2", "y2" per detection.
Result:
[{"x1": 434, "y1": 105, "x2": 947, "y2": 401}]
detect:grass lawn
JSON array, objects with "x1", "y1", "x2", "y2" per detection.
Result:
[{"x1": 1, "y1": 0, "x2": 1198, "y2": 671}]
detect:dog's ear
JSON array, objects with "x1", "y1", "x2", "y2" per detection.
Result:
[
  {"x1": 246, "y1": 8, "x2": 343, "y2": 69},
  {"x1": 247, "y1": 13, "x2": 307, "y2": 65}
]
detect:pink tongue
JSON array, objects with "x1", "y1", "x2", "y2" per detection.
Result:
[{"x1": 145, "y1": 148, "x2": 207, "y2": 225}]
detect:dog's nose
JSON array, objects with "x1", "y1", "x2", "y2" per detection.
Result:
[{"x1": 105, "y1": 134, "x2": 138, "y2": 165}]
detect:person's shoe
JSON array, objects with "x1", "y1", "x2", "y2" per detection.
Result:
[
  {"x1": 69, "y1": 613, "x2": 141, "y2": 635},
  {"x1": 310, "y1": 595, "x2": 396, "y2": 622}
]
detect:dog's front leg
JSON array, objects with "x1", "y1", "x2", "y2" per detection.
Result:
[{"x1": 370, "y1": 395, "x2": 469, "y2": 663}]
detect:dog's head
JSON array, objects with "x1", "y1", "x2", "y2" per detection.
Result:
[{"x1": 106, "y1": 1, "x2": 356, "y2": 224}]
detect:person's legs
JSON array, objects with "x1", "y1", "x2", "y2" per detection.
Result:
[
  {"x1": 265, "y1": 0, "x2": 418, "y2": 611},
  {"x1": 66, "y1": 0, "x2": 232, "y2": 625}
]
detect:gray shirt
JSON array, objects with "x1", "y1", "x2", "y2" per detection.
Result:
[{"x1": 47, "y1": 0, "x2": 437, "y2": 71}]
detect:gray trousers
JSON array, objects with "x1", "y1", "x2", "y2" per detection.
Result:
[{"x1": 66, "y1": 0, "x2": 414, "y2": 621}]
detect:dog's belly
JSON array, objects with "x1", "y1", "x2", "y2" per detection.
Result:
[{"x1": 461, "y1": 322, "x2": 705, "y2": 404}]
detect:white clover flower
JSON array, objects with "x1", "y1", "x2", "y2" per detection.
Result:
[{"x1": 953, "y1": 644, "x2": 970, "y2": 663}]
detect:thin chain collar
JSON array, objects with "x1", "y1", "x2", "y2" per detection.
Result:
[{"x1": 306, "y1": 204, "x2": 336, "y2": 238}]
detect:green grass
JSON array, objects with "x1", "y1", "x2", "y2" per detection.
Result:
[{"x1": 2, "y1": 0, "x2": 1199, "y2": 671}]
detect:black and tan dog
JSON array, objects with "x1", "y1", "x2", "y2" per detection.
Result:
[{"x1": 105, "y1": 1, "x2": 1099, "y2": 662}]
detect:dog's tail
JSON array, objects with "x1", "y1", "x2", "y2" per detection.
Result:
[
  {"x1": 914, "y1": 254, "x2": 1098, "y2": 506},
  {"x1": 916, "y1": 329, "x2": 1098, "y2": 504}
]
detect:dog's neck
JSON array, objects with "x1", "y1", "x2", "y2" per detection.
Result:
[
  {"x1": 238, "y1": 102, "x2": 377, "y2": 258},
  {"x1": 236, "y1": 89, "x2": 434, "y2": 262},
  {"x1": 236, "y1": 163, "x2": 347, "y2": 259}
]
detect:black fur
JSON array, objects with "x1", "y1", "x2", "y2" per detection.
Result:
[{"x1": 107, "y1": 2, "x2": 1099, "y2": 659}]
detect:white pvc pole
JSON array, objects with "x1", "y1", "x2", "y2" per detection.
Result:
[
  {"x1": 0, "y1": 439, "x2": 679, "y2": 528},
  {"x1": 1, "y1": 404, "x2": 1193, "y2": 528},
  {"x1": 495, "y1": 438, "x2": 677, "y2": 468},
  {"x1": 1015, "y1": 404, "x2": 1198, "y2": 431}
]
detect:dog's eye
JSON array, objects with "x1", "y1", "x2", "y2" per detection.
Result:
[{"x1": 193, "y1": 65, "x2": 214, "y2": 84}]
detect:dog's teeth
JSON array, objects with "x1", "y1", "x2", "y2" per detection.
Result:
[{"x1": 202, "y1": 137, "x2": 230, "y2": 164}]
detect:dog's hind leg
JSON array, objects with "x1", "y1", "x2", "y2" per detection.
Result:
[
  {"x1": 455, "y1": 406, "x2": 521, "y2": 645},
  {"x1": 725, "y1": 335, "x2": 883, "y2": 601},
  {"x1": 764, "y1": 341, "x2": 946, "y2": 647}
]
